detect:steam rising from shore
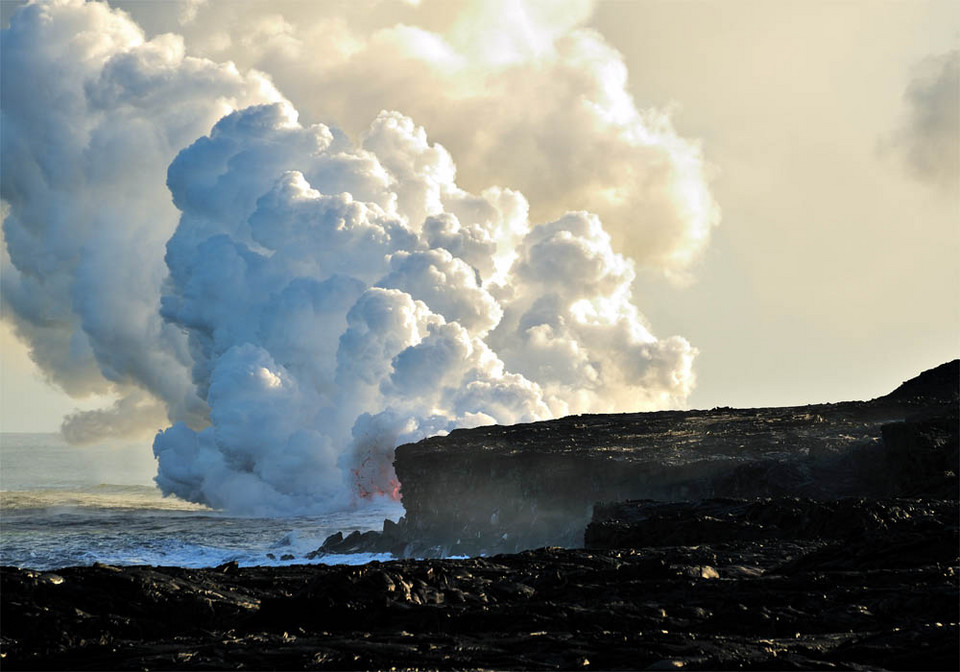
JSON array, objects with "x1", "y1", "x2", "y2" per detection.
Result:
[
  {"x1": 153, "y1": 104, "x2": 696, "y2": 512},
  {"x1": 2, "y1": 0, "x2": 712, "y2": 513}
]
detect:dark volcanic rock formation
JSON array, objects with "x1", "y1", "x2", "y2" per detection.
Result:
[
  {"x1": 2, "y1": 360, "x2": 957, "y2": 670},
  {"x1": 585, "y1": 497, "x2": 958, "y2": 550},
  {"x1": 335, "y1": 360, "x2": 957, "y2": 558}
]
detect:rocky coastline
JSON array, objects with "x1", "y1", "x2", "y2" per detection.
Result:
[
  {"x1": 2, "y1": 361, "x2": 957, "y2": 670},
  {"x1": 319, "y1": 360, "x2": 958, "y2": 559}
]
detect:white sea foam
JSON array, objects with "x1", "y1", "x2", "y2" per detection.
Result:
[{"x1": 0, "y1": 434, "x2": 404, "y2": 570}]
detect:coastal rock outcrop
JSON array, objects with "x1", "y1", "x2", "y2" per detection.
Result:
[{"x1": 325, "y1": 360, "x2": 958, "y2": 558}]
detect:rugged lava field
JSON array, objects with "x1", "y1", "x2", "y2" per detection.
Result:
[
  {"x1": 2, "y1": 361, "x2": 957, "y2": 670},
  {"x1": 3, "y1": 496, "x2": 957, "y2": 670}
]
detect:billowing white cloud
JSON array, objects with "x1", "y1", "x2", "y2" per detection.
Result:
[
  {"x1": 0, "y1": 0, "x2": 285, "y2": 441},
  {"x1": 153, "y1": 103, "x2": 696, "y2": 511},
  {"x1": 886, "y1": 50, "x2": 959, "y2": 193},
  {"x1": 3, "y1": 0, "x2": 709, "y2": 513},
  {"x1": 489, "y1": 211, "x2": 697, "y2": 416},
  {"x1": 138, "y1": 0, "x2": 720, "y2": 276},
  {"x1": 378, "y1": 249, "x2": 503, "y2": 334}
]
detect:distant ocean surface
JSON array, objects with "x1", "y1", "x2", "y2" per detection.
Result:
[{"x1": 0, "y1": 433, "x2": 402, "y2": 570}]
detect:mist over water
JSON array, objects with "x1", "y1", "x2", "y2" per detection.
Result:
[
  {"x1": 0, "y1": 434, "x2": 400, "y2": 570},
  {"x1": 1, "y1": 0, "x2": 716, "y2": 516}
]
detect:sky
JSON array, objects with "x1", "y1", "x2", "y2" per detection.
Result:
[
  {"x1": 0, "y1": 0, "x2": 957, "y2": 510},
  {"x1": 591, "y1": 1, "x2": 959, "y2": 407}
]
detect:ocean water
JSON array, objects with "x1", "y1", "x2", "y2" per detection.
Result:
[{"x1": 0, "y1": 433, "x2": 402, "y2": 570}]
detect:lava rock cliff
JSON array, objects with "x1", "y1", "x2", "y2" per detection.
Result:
[{"x1": 324, "y1": 360, "x2": 958, "y2": 558}]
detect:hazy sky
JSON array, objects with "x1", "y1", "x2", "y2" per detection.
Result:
[
  {"x1": 591, "y1": 1, "x2": 959, "y2": 407},
  {"x1": 2, "y1": 0, "x2": 957, "y2": 438}
]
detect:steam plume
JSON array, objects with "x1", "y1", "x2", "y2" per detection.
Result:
[
  {"x1": 153, "y1": 104, "x2": 696, "y2": 512},
  {"x1": 1, "y1": 0, "x2": 285, "y2": 441},
  {"x1": 2, "y1": 0, "x2": 710, "y2": 512},
  {"x1": 126, "y1": 0, "x2": 721, "y2": 276}
]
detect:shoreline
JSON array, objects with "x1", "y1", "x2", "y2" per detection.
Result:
[
  {"x1": 3, "y1": 361, "x2": 957, "y2": 669},
  {"x1": 3, "y1": 495, "x2": 957, "y2": 670}
]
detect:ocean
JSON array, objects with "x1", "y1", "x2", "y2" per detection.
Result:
[{"x1": 0, "y1": 433, "x2": 402, "y2": 570}]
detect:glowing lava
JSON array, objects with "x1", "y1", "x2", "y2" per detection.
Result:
[{"x1": 352, "y1": 454, "x2": 402, "y2": 501}]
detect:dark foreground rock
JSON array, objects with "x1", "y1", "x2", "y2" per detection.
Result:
[
  {"x1": 3, "y1": 497, "x2": 958, "y2": 671},
  {"x1": 3, "y1": 361, "x2": 957, "y2": 669},
  {"x1": 585, "y1": 497, "x2": 959, "y2": 549}
]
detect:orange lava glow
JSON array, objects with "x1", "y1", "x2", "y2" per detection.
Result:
[{"x1": 352, "y1": 454, "x2": 402, "y2": 501}]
